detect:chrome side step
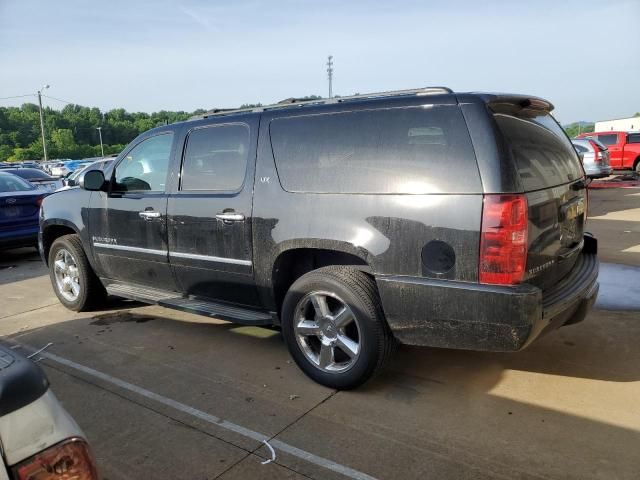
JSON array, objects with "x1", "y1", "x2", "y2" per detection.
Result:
[
  {"x1": 104, "y1": 281, "x2": 272, "y2": 326},
  {"x1": 105, "y1": 282, "x2": 178, "y2": 303},
  {"x1": 159, "y1": 297, "x2": 272, "y2": 325}
]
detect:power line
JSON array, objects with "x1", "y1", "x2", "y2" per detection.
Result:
[
  {"x1": 42, "y1": 94, "x2": 78, "y2": 105},
  {"x1": 0, "y1": 94, "x2": 36, "y2": 100}
]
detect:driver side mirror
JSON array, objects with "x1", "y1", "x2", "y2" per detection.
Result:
[{"x1": 79, "y1": 169, "x2": 106, "y2": 191}]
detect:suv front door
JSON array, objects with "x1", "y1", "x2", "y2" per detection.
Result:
[
  {"x1": 89, "y1": 132, "x2": 177, "y2": 290},
  {"x1": 167, "y1": 119, "x2": 260, "y2": 306}
]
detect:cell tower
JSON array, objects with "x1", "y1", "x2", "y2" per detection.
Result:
[{"x1": 326, "y1": 55, "x2": 334, "y2": 98}]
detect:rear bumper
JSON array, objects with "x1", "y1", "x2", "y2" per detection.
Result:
[
  {"x1": 584, "y1": 164, "x2": 613, "y2": 178},
  {"x1": 376, "y1": 236, "x2": 599, "y2": 352}
]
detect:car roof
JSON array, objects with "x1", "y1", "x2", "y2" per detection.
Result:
[
  {"x1": 573, "y1": 137, "x2": 607, "y2": 150},
  {"x1": 135, "y1": 87, "x2": 553, "y2": 135},
  {"x1": 2, "y1": 167, "x2": 46, "y2": 173}
]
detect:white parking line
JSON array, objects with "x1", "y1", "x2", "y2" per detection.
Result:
[{"x1": 15, "y1": 343, "x2": 377, "y2": 480}]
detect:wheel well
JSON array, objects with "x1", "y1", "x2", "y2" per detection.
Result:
[
  {"x1": 634, "y1": 156, "x2": 640, "y2": 170},
  {"x1": 42, "y1": 225, "x2": 77, "y2": 265},
  {"x1": 272, "y1": 249, "x2": 369, "y2": 315}
]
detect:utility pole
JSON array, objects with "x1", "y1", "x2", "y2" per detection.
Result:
[
  {"x1": 96, "y1": 127, "x2": 104, "y2": 157},
  {"x1": 37, "y1": 84, "x2": 50, "y2": 161},
  {"x1": 326, "y1": 55, "x2": 334, "y2": 98}
]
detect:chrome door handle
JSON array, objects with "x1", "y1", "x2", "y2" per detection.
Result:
[
  {"x1": 215, "y1": 212, "x2": 245, "y2": 222},
  {"x1": 139, "y1": 210, "x2": 161, "y2": 220}
]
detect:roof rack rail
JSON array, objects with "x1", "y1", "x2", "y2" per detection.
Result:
[{"x1": 192, "y1": 86, "x2": 453, "y2": 120}]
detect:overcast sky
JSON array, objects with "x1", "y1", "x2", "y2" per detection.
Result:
[{"x1": 1, "y1": 0, "x2": 638, "y2": 123}]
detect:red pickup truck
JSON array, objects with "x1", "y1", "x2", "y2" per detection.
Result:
[{"x1": 577, "y1": 131, "x2": 640, "y2": 172}]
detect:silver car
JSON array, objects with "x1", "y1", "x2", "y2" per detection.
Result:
[
  {"x1": 572, "y1": 138, "x2": 613, "y2": 178},
  {"x1": 0, "y1": 344, "x2": 98, "y2": 479}
]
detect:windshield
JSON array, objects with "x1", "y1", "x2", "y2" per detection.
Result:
[{"x1": 0, "y1": 173, "x2": 35, "y2": 192}]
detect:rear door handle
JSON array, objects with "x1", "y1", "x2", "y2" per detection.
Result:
[
  {"x1": 139, "y1": 210, "x2": 161, "y2": 220},
  {"x1": 215, "y1": 212, "x2": 245, "y2": 223}
]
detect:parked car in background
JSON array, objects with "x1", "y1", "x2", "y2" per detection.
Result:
[
  {"x1": 49, "y1": 162, "x2": 71, "y2": 177},
  {"x1": 572, "y1": 138, "x2": 613, "y2": 178},
  {"x1": 2, "y1": 168, "x2": 63, "y2": 192},
  {"x1": 576, "y1": 131, "x2": 640, "y2": 172},
  {"x1": 0, "y1": 172, "x2": 49, "y2": 250},
  {"x1": 63, "y1": 158, "x2": 114, "y2": 187},
  {"x1": 42, "y1": 161, "x2": 61, "y2": 175},
  {"x1": 0, "y1": 343, "x2": 98, "y2": 479},
  {"x1": 39, "y1": 87, "x2": 598, "y2": 389},
  {"x1": 19, "y1": 161, "x2": 44, "y2": 170},
  {"x1": 64, "y1": 160, "x2": 94, "y2": 175}
]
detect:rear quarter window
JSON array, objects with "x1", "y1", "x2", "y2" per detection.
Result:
[
  {"x1": 596, "y1": 134, "x2": 619, "y2": 146},
  {"x1": 269, "y1": 106, "x2": 480, "y2": 194},
  {"x1": 494, "y1": 112, "x2": 584, "y2": 191}
]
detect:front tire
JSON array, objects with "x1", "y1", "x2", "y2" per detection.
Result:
[
  {"x1": 49, "y1": 234, "x2": 106, "y2": 311},
  {"x1": 281, "y1": 267, "x2": 395, "y2": 389}
]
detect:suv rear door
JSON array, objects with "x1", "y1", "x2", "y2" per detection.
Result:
[
  {"x1": 492, "y1": 106, "x2": 587, "y2": 290},
  {"x1": 166, "y1": 117, "x2": 260, "y2": 306}
]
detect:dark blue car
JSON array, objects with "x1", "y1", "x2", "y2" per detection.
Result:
[{"x1": 0, "y1": 171, "x2": 48, "y2": 250}]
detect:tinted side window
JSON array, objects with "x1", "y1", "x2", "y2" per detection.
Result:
[
  {"x1": 270, "y1": 106, "x2": 479, "y2": 194},
  {"x1": 494, "y1": 112, "x2": 583, "y2": 191},
  {"x1": 596, "y1": 134, "x2": 619, "y2": 146},
  {"x1": 627, "y1": 133, "x2": 640, "y2": 144},
  {"x1": 181, "y1": 124, "x2": 250, "y2": 191},
  {"x1": 113, "y1": 134, "x2": 173, "y2": 193}
]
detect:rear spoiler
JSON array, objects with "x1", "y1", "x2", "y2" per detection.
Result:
[{"x1": 486, "y1": 95, "x2": 554, "y2": 114}]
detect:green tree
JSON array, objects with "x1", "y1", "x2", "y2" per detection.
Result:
[
  {"x1": 563, "y1": 122, "x2": 594, "y2": 138},
  {"x1": 0, "y1": 100, "x2": 264, "y2": 161}
]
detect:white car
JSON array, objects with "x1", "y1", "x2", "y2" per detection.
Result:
[
  {"x1": 49, "y1": 163, "x2": 71, "y2": 177},
  {"x1": 0, "y1": 345, "x2": 98, "y2": 479}
]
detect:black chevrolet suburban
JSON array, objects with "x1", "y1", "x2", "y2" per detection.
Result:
[{"x1": 39, "y1": 87, "x2": 599, "y2": 389}]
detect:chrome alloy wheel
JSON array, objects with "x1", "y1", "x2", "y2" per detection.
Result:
[
  {"x1": 53, "y1": 248, "x2": 81, "y2": 302},
  {"x1": 293, "y1": 291, "x2": 361, "y2": 373}
]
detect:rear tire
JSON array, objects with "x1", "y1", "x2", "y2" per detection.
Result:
[
  {"x1": 281, "y1": 266, "x2": 396, "y2": 390},
  {"x1": 634, "y1": 158, "x2": 640, "y2": 174},
  {"x1": 48, "y1": 234, "x2": 106, "y2": 311}
]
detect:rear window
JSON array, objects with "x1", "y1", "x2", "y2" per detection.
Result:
[
  {"x1": 0, "y1": 174, "x2": 34, "y2": 192},
  {"x1": 269, "y1": 106, "x2": 480, "y2": 194},
  {"x1": 596, "y1": 134, "x2": 618, "y2": 146},
  {"x1": 10, "y1": 169, "x2": 51, "y2": 180},
  {"x1": 588, "y1": 139, "x2": 608, "y2": 151},
  {"x1": 494, "y1": 111, "x2": 584, "y2": 191},
  {"x1": 573, "y1": 144, "x2": 588, "y2": 153}
]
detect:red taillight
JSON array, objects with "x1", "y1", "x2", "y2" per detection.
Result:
[
  {"x1": 36, "y1": 196, "x2": 44, "y2": 207},
  {"x1": 588, "y1": 140, "x2": 603, "y2": 163},
  {"x1": 13, "y1": 438, "x2": 98, "y2": 480},
  {"x1": 479, "y1": 194, "x2": 528, "y2": 285}
]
